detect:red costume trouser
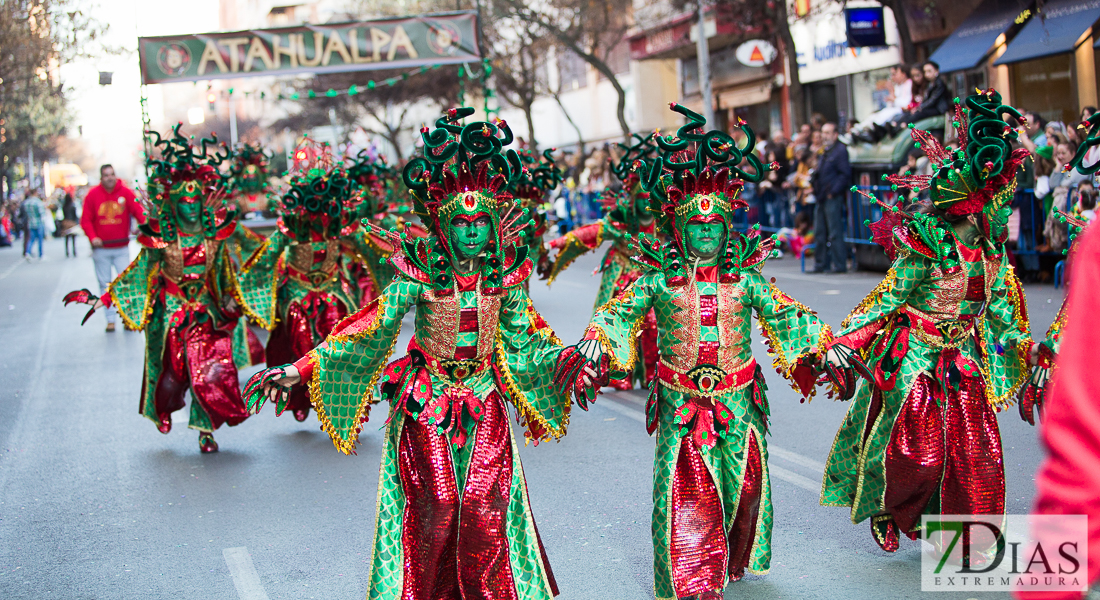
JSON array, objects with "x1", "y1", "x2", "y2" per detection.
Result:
[
  {"x1": 396, "y1": 391, "x2": 557, "y2": 600},
  {"x1": 669, "y1": 431, "x2": 764, "y2": 594},
  {"x1": 876, "y1": 374, "x2": 1006, "y2": 535},
  {"x1": 266, "y1": 294, "x2": 348, "y2": 414},
  {"x1": 153, "y1": 318, "x2": 249, "y2": 430}
]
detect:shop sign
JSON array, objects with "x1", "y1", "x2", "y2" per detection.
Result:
[
  {"x1": 846, "y1": 7, "x2": 887, "y2": 47},
  {"x1": 735, "y1": 40, "x2": 777, "y2": 67},
  {"x1": 790, "y1": 0, "x2": 900, "y2": 83}
]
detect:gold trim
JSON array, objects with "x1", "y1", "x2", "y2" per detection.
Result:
[
  {"x1": 546, "y1": 221, "x2": 603, "y2": 285},
  {"x1": 494, "y1": 331, "x2": 570, "y2": 444},
  {"x1": 754, "y1": 282, "x2": 833, "y2": 401},
  {"x1": 109, "y1": 256, "x2": 159, "y2": 332}
]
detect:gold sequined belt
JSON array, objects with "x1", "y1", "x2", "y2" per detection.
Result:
[
  {"x1": 288, "y1": 266, "x2": 338, "y2": 288},
  {"x1": 901, "y1": 306, "x2": 977, "y2": 349},
  {"x1": 410, "y1": 338, "x2": 493, "y2": 382},
  {"x1": 657, "y1": 359, "x2": 757, "y2": 397}
]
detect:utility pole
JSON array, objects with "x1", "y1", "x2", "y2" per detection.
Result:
[
  {"x1": 228, "y1": 92, "x2": 239, "y2": 145},
  {"x1": 695, "y1": 1, "x2": 715, "y2": 126},
  {"x1": 27, "y1": 146, "x2": 35, "y2": 192}
]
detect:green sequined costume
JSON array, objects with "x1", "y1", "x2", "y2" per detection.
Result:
[
  {"x1": 557, "y1": 105, "x2": 831, "y2": 599},
  {"x1": 244, "y1": 108, "x2": 571, "y2": 599},
  {"x1": 820, "y1": 90, "x2": 1034, "y2": 552}
]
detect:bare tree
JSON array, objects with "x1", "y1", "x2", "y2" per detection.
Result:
[
  {"x1": 498, "y1": 0, "x2": 635, "y2": 141},
  {"x1": 0, "y1": 0, "x2": 114, "y2": 195},
  {"x1": 272, "y1": 66, "x2": 462, "y2": 164},
  {"x1": 485, "y1": 13, "x2": 550, "y2": 151}
]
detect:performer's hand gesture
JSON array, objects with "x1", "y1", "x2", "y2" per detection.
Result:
[
  {"x1": 243, "y1": 365, "x2": 301, "y2": 414},
  {"x1": 62, "y1": 288, "x2": 105, "y2": 325},
  {"x1": 1018, "y1": 365, "x2": 1050, "y2": 426},
  {"x1": 1019, "y1": 342, "x2": 1054, "y2": 426},
  {"x1": 818, "y1": 343, "x2": 867, "y2": 401},
  {"x1": 554, "y1": 339, "x2": 606, "y2": 409}
]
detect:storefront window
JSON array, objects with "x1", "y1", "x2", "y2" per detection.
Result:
[{"x1": 1010, "y1": 53, "x2": 1077, "y2": 126}]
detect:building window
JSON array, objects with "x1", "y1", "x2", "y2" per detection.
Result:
[{"x1": 1010, "y1": 53, "x2": 1076, "y2": 126}]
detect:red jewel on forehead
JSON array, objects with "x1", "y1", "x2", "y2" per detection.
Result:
[{"x1": 688, "y1": 214, "x2": 725, "y2": 225}]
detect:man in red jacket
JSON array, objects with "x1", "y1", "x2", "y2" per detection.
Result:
[{"x1": 80, "y1": 164, "x2": 145, "y2": 331}]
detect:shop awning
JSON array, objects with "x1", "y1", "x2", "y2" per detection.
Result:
[
  {"x1": 927, "y1": 0, "x2": 1021, "y2": 73},
  {"x1": 995, "y1": 0, "x2": 1100, "y2": 65}
]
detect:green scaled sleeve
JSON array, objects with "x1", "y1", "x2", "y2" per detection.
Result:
[
  {"x1": 836, "y1": 252, "x2": 930, "y2": 347},
  {"x1": 305, "y1": 276, "x2": 421, "y2": 455},
  {"x1": 980, "y1": 256, "x2": 1032, "y2": 408},
  {"x1": 106, "y1": 248, "x2": 160, "y2": 331},
  {"x1": 744, "y1": 271, "x2": 833, "y2": 397},
  {"x1": 234, "y1": 229, "x2": 288, "y2": 330},
  {"x1": 584, "y1": 271, "x2": 660, "y2": 378},
  {"x1": 227, "y1": 222, "x2": 266, "y2": 266},
  {"x1": 494, "y1": 285, "x2": 571, "y2": 444},
  {"x1": 545, "y1": 220, "x2": 604, "y2": 285}
]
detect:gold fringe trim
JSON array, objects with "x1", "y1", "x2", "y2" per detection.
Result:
[
  {"x1": 109, "y1": 255, "x2": 159, "y2": 332},
  {"x1": 326, "y1": 293, "x2": 389, "y2": 345},
  {"x1": 238, "y1": 235, "x2": 273, "y2": 273},
  {"x1": 754, "y1": 282, "x2": 834, "y2": 401},
  {"x1": 839, "y1": 265, "x2": 900, "y2": 332},
  {"x1": 494, "y1": 331, "x2": 569, "y2": 444},
  {"x1": 309, "y1": 293, "x2": 400, "y2": 455},
  {"x1": 546, "y1": 221, "x2": 603, "y2": 285}
]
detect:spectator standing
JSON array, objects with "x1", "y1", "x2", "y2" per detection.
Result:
[
  {"x1": 61, "y1": 192, "x2": 79, "y2": 257},
  {"x1": 1041, "y1": 142, "x2": 1088, "y2": 253},
  {"x1": 22, "y1": 189, "x2": 47, "y2": 260},
  {"x1": 80, "y1": 164, "x2": 145, "y2": 332},
  {"x1": 811, "y1": 122, "x2": 851, "y2": 273},
  {"x1": 1024, "y1": 112, "x2": 1047, "y2": 147}
]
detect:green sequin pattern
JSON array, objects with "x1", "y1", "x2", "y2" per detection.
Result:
[
  {"x1": 821, "y1": 247, "x2": 1031, "y2": 524},
  {"x1": 584, "y1": 265, "x2": 830, "y2": 596},
  {"x1": 303, "y1": 270, "x2": 570, "y2": 599}
]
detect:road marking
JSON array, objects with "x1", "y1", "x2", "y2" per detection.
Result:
[
  {"x1": 0, "y1": 259, "x2": 22, "y2": 281},
  {"x1": 767, "y1": 446, "x2": 826, "y2": 473},
  {"x1": 599, "y1": 391, "x2": 825, "y2": 494},
  {"x1": 223, "y1": 547, "x2": 270, "y2": 600},
  {"x1": 769, "y1": 465, "x2": 821, "y2": 493}
]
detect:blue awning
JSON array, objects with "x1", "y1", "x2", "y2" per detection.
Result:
[
  {"x1": 995, "y1": 0, "x2": 1100, "y2": 65},
  {"x1": 928, "y1": 0, "x2": 1022, "y2": 73}
]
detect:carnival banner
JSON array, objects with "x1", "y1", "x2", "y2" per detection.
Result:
[{"x1": 138, "y1": 11, "x2": 480, "y2": 84}]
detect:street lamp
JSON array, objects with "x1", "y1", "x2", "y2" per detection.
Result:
[{"x1": 187, "y1": 107, "x2": 205, "y2": 125}]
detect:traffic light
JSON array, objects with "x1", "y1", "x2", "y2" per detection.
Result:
[{"x1": 207, "y1": 92, "x2": 216, "y2": 111}]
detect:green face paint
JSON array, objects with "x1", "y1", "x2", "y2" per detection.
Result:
[
  {"x1": 177, "y1": 200, "x2": 202, "y2": 227},
  {"x1": 450, "y1": 215, "x2": 492, "y2": 260},
  {"x1": 684, "y1": 220, "x2": 726, "y2": 261}
]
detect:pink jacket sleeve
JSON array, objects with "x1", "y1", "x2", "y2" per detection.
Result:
[{"x1": 1018, "y1": 226, "x2": 1100, "y2": 599}]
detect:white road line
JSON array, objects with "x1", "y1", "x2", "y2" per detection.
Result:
[
  {"x1": 769, "y1": 465, "x2": 821, "y2": 493},
  {"x1": 0, "y1": 259, "x2": 22, "y2": 281},
  {"x1": 767, "y1": 446, "x2": 826, "y2": 474},
  {"x1": 223, "y1": 547, "x2": 270, "y2": 600},
  {"x1": 599, "y1": 392, "x2": 826, "y2": 494}
]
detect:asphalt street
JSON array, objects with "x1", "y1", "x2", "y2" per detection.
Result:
[{"x1": 0, "y1": 234, "x2": 1064, "y2": 599}]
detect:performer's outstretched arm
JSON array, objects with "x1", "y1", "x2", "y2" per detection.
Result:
[
  {"x1": 244, "y1": 276, "x2": 421, "y2": 454},
  {"x1": 494, "y1": 285, "x2": 571, "y2": 444},
  {"x1": 744, "y1": 270, "x2": 833, "y2": 399}
]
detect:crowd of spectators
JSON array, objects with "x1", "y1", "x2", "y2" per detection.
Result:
[{"x1": 1, "y1": 184, "x2": 89, "y2": 260}]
